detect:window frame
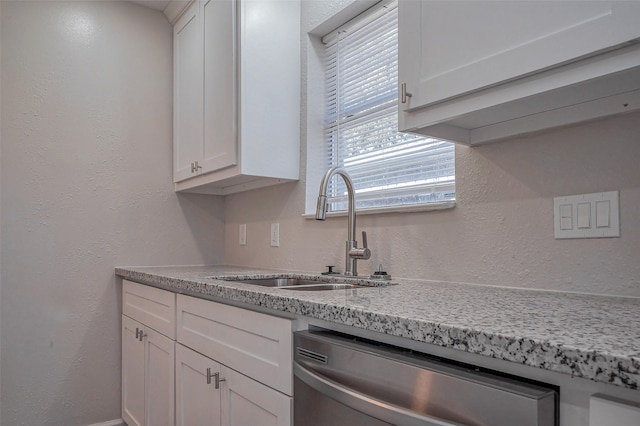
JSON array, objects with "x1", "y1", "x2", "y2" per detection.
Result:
[{"x1": 303, "y1": 0, "x2": 456, "y2": 218}]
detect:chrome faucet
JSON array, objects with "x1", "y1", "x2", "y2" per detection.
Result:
[{"x1": 316, "y1": 167, "x2": 371, "y2": 276}]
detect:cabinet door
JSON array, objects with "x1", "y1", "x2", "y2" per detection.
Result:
[
  {"x1": 399, "y1": 0, "x2": 640, "y2": 110},
  {"x1": 176, "y1": 344, "x2": 221, "y2": 426},
  {"x1": 122, "y1": 316, "x2": 145, "y2": 426},
  {"x1": 202, "y1": 0, "x2": 237, "y2": 173},
  {"x1": 145, "y1": 328, "x2": 175, "y2": 426},
  {"x1": 220, "y1": 365, "x2": 292, "y2": 426},
  {"x1": 174, "y1": 1, "x2": 204, "y2": 183},
  {"x1": 590, "y1": 395, "x2": 640, "y2": 426},
  {"x1": 177, "y1": 294, "x2": 293, "y2": 395}
]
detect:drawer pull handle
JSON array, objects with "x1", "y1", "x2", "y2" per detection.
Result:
[
  {"x1": 400, "y1": 83, "x2": 412, "y2": 104},
  {"x1": 191, "y1": 161, "x2": 203, "y2": 173},
  {"x1": 134, "y1": 327, "x2": 146, "y2": 341},
  {"x1": 214, "y1": 372, "x2": 226, "y2": 389},
  {"x1": 206, "y1": 368, "x2": 226, "y2": 389}
]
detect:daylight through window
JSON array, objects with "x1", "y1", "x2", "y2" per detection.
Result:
[{"x1": 323, "y1": 0, "x2": 455, "y2": 212}]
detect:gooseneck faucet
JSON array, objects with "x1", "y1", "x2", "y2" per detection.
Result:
[{"x1": 316, "y1": 167, "x2": 371, "y2": 276}]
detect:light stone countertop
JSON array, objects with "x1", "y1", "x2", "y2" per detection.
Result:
[{"x1": 115, "y1": 265, "x2": 640, "y2": 391}]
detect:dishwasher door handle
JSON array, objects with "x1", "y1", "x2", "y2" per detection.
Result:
[{"x1": 294, "y1": 362, "x2": 467, "y2": 426}]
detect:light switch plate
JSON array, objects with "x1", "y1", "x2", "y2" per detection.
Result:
[
  {"x1": 554, "y1": 191, "x2": 619, "y2": 239},
  {"x1": 239, "y1": 224, "x2": 247, "y2": 246},
  {"x1": 270, "y1": 223, "x2": 280, "y2": 247}
]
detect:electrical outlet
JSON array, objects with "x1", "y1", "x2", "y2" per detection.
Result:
[
  {"x1": 270, "y1": 223, "x2": 279, "y2": 247},
  {"x1": 239, "y1": 224, "x2": 247, "y2": 246}
]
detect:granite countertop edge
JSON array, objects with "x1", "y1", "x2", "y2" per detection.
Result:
[{"x1": 115, "y1": 265, "x2": 640, "y2": 391}]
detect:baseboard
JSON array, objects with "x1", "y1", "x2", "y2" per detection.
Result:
[{"x1": 87, "y1": 420, "x2": 125, "y2": 426}]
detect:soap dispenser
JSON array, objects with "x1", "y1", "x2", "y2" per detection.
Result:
[{"x1": 369, "y1": 264, "x2": 391, "y2": 280}]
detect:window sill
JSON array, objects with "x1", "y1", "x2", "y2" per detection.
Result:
[{"x1": 302, "y1": 200, "x2": 456, "y2": 219}]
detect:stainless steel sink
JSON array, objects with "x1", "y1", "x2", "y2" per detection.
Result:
[
  {"x1": 223, "y1": 277, "x2": 366, "y2": 291},
  {"x1": 229, "y1": 278, "x2": 323, "y2": 287},
  {"x1": 280, "y1": 283, "x2": 363, "y2": 291}
]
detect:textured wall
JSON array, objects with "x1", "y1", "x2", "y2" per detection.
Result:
[
  {"x1": 0, "y1": 2, "x2": 224, "y2": 425},
  {"x1": 223, "y1": 0, "x2": 640, "y2": 297}
]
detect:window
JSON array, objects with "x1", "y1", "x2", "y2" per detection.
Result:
[{"x1": 321, "y1": 0, "x2": 455, "y2": 212}]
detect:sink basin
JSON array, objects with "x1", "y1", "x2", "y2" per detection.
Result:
[
  {"x1": 280, "y1": 283, "x2": 363, "y2": 291},
  {"x1": 228, "y1": 278, "x2": 326, "y2": 287},
  {"x1": 222, "y1": 277, "x2": 366, "y2": 291}
]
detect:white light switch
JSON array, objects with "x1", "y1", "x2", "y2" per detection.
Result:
[
  {"x1": 596, "y1": 200, "x2": 611, "y2": 228},
  {"x1": 577, "y1": 203, "x2": 591, "y2": 229},
  {"x1": 559, "y1": 204, "x2": 573, "y2": 230},
  {"x1": 554, "y1": 191, "x2": 619, "y2": 239}
]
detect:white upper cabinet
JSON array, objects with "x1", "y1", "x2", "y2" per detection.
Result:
[
  {"x1": 202, "y1": 0, "x2": 236, "y2": 174},
  {"x1": 169, "y1": 0, "x2": 300, "y2": 195},
  {"x1": 173, "y1": 2, "x2": 203, "y2": 183},
  {"x1": 398, "y1": 0, "x2": 640, "y2": 145}
]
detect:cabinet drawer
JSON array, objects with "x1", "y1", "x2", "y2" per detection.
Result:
[
  {"x1": 177, "y1": 294, "x2": 293, "y2": 395},
  {"x1": 123, "y1": 280, "x2": 176, "y2": 339}
]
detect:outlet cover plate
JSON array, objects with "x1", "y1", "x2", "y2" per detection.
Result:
[
  {"x1": 270, "y1": 223, "x2": 280, "y2": 247},
  {"x1": 239, "y1": 224, "x2": 247, "y2": 246}
]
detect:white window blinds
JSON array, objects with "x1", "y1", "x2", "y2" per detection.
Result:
[{"x1": 323, "y1": 0, "x2": 455, "y2": 212}]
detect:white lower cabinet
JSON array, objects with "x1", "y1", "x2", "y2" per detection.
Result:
[
  {"x1": 175, "y1": 343, "x2": 220, "y2": 425},
  {"x1": 122, "y1": 316, "x2": 146, "y2": 426},
  {"x1": 176, "y1": 294, "x2": 294, "y2": 424},
  {"x1": 590, "y1": 394, "x2": 640, "y2": 426},
  {"x1": 222, "y1": 365, "x2": 292, "y2": 426},
  {"x1": 122, "y1": 280, "x2": 177, "y2": 426},
  {"x1": 177, "y1": 294, "x2": 293, "y2": 395},
  {"x1": 122, "y1": 315, "x2": 175, "y2": 426},
  {"x1": 121, "y1": 282, "x2": 294, "y2": 425},
  {"x1": 176, "y1": 343, "x2": 292, "y2": 426}
]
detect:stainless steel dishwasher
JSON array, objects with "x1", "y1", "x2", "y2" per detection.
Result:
[{"x1": 294, "y1": 329, "x2": 557, "y2": 426}]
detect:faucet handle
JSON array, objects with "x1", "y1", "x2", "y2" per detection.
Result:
[
  {"x1": 322, "y1": 265, "x2": 339, "y2": 275},
  {"x1": 349, "y1": 232, "x2": 371, "y2": 260}
]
